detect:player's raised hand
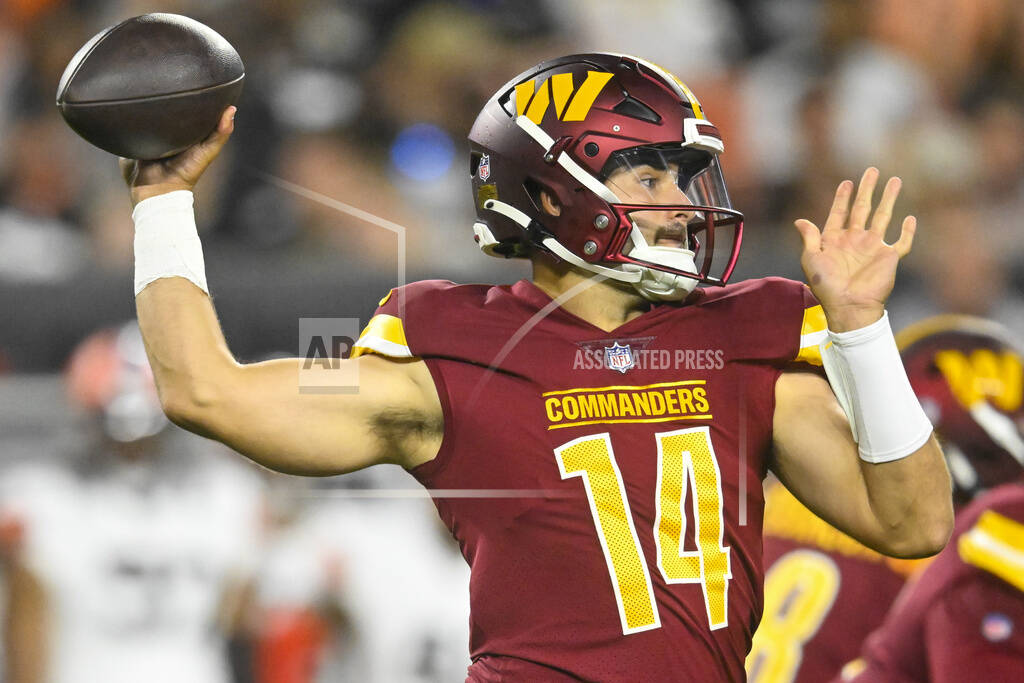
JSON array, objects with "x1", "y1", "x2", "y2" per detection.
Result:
[
  {"x1": 793, "y1": 167, "x2": 917, "y2": 332},
  {"x1": 119, "y1": 106, "x2": 236, "y2": 206}
]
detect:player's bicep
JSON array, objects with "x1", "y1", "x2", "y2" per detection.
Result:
[
  {"x1": 771, "y1": 371, "x2": 878, "y2": 543},
  {"x1": 200, "y1": 354, "x2": 442, "y2": 475}
]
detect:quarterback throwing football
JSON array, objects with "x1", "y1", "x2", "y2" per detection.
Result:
[{"x1": 120, "y1": 54, "x2": 953, "y2": 680}]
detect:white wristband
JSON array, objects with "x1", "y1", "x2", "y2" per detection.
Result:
[
  {"x1": 819, "y1": 311, "x2": 933, "y2": 463},
  {"x1": 132, "y1": 190, "x2": 209, "y2": 296}
]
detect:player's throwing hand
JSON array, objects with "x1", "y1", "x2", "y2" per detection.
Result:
[
  {"x1": 119, "y1": 106, "x2": 236, "y2": 207},
  {"x1": 793, "y1": 167, "x2": 917, "y2": 332}
]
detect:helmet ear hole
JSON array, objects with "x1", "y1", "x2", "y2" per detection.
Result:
[
  {"x1": 524, "y1": 179, "x2": 562, "y2": 216},
  {"x1": 540, "y1": 192, "x2": 562, "y2": 217},
  {"x1": 470, "y1": 152, "x2": 483, "y2": 177}
]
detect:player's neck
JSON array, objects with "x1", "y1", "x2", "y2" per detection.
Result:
[{"x1": 531, "y1": 257, "x2": 652, "y2": 333}]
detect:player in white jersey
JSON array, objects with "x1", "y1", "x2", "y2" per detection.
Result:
[
  {"x1": 0, "y1": 323, "x2": 264, "y2": 683},
  {"x1": 255, "y1": 467, "x2": 471, "y2": 683}
]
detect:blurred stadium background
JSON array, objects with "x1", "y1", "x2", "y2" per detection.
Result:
[{"x1": 1, "y1": 0, "x2": 1023, "y2": 681}]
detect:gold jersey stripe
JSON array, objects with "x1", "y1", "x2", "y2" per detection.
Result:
[
  {"x1": 543, "y1": 379, "x2": 705, "y2": 398},
  {"x1": 351, "y1": 314, "x2": 410, "y2": 358},
  {"x1": 549, "y1": 414, "x2": 712, "y2": 430},
  {"x1": 958, "y1": 510, "x2": 1024, "y2": 592},
  {"x1": 801, "y1": 305, "x2": 827, "y2": 337},
  {"x1": 796, "y1": 305, "x2": 827, "y2": 366}
]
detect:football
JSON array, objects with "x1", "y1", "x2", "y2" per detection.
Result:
[{"x1": 56, "y1": 13, "x2": 244, "y2": 160}]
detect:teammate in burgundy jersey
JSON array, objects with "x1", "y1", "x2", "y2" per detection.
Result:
[
  {"x1": 836, "y1": 317, "x2": 1024, "y2": 682},
  {"x1": 840, "y1": 485, "x2": 1024, "y2": 683},
  {"x1": 748, "y1": 484, "x2": 925, "y2": 683},
  {"x1": 118, "y1": 52, "x2": 953, "y2": 682}
]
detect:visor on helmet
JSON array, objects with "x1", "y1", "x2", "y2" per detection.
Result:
[{"x1": 598, "y1": 144, "x2": 742, "y2": 286}]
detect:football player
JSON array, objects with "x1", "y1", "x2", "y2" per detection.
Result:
[
  {"x1": 0, "y1": 323, "x2": 263, "y2": 683},
  {"x1": 745, "y1": 317, "x2": 1007, "y2": 683},
  {"x1": 835, "y1": 316, "x2": 1024, "y2": 682},
  {"x1": 117, "y1": 53, "x2": 953, "y2": 680},
  {"x1": 253, "y1": 471, "x2": 472, "y2": 683},
  {"x1": 748, "y1": 481, "x2": 927, "y2": 683}
]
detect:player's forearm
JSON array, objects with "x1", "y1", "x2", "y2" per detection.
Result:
[
  {"x1": 819, "y1": 312, "x2": 954, "y2": 556},
  {"x1": 859, "y1": 435, "x2": 953, "y2": 558},
  {"x1": 136, "y1": 277, "x2": 237, "y2": 430},
  {"x1": 773, "y1": 371, "x2": 953, "y2": 559}
]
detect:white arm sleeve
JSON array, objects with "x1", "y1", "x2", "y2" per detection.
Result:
[
  {"x1": 819, "y1": 312, "x2": 934, "y2": 463},
  {"x1": 132, "y1": 190, "x2": 208, "y2": 296}
]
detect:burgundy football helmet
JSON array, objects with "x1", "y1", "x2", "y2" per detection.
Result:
[
  {"x1": 898, "y1": 316, "x2": 1024, "y2": 506},
  {"x1": 66, "y1": 322, "x2": 167, "y2": 443},
  {"x1": 468, "y1": 53, "x2": 743, "y2": 301}
]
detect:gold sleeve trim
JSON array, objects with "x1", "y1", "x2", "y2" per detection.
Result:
[
  {"x1": 351, "y1": 314, "x2": 411, "y2": 358},
  {"x1": 795, "y1": 305, "x2": 827, "y2": 366},
  {"x1": 958, "y1": 510, "x2": 1024, "y2": 592}
]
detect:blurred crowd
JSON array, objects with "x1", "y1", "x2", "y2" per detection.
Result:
[
  {"x1": 1, "y1": 0, "x2": 1023, "y2": 681},
  {"x1": 2, "y1": 0, "x2": 1023, "y2": 369}
]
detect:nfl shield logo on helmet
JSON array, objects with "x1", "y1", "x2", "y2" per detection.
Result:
[
  {"x1": 478, "y1": 154, "x2": 491, "y2": 181},
  {"x1": 605, "y1": 342, "x2": 635, "y2": 373}
]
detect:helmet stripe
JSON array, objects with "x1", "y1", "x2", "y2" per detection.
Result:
[
  {"x1": 627, "y1": 54, "x2": 707, "y2": 120},
  {"x1": 515, "y1": 80, "x2": 536, "y2": 118},
  {"x1": 562, "y1": 71, "x2": 614, "y2": 121},
  {"x1": 525, "y1": 80, "x2": 551, "y2": 125},
  {"x1": 673, "y1": 80, "x2": 705, "y2": 120},
  {"x1": 551, "y1": 72, "x2": 575, "y2": 119}
]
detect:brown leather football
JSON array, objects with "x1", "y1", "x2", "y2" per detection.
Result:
[{"x1": 56, "y1": 13, "x2": 244, "y2": 160}]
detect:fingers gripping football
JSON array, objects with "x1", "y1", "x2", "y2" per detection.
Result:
[
  {"x1": 793, "y1": 167, "x2": 918, "y2": 331},
  {"x1": 120, "y1": 106, "x2": 236, "y2": 206}
]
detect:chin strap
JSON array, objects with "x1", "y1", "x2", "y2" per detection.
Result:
[
  {"x1": 483, "y1": 198, "x2": 641, "y2": 283},
  {"x1": 481, "y1": 198, "x2": 700, "y2": 300},
  {"x1": 622, "y1": 227, "x2": 700, "y2": 301},
  {"x1": 623, "y1": 251, "x2": 699, "y2": 301}
]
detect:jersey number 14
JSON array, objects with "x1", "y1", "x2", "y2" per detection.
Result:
[{"x1": 554, "y1": 426, "x2": 731, "y2": 636}]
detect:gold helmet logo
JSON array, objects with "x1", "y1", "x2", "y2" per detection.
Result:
[
  {"x1": 935, "y1": 349, "x2": 1023, "y2": 412},
  {"x1": 514, "y1": 70, "x2": 614, "y2": 125}
]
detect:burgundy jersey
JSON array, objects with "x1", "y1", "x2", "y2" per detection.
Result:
[
  {"x1": 748, "y1": 484, "x2": 925, "y2": 683},
  {"x1": 352, "y1": 277, "x2": 823, "y2": 681},
  {"x1": 838, "y1": 484, "x2": 1024, "y2": 683}
]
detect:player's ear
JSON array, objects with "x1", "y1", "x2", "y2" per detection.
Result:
[{"x1": 540, "y1": 190, "x2": 562, "y2": 217}]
